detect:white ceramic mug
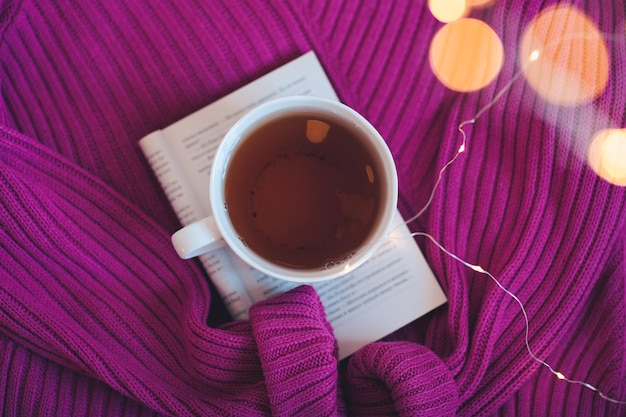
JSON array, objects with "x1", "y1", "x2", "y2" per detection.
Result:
[{"x1": 171, "y1": 96, "x2": 398, "y2": 282}]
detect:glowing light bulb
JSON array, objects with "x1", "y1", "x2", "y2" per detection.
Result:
[
  {"x1": 428, "y1": 0, "x2": 467, "y2": 23},
  {"x1": 587, "y1": 129, "x2": 626, "y2": 186},
  {"x1": 429, "y1": 18, "x2": 504, "y2": 92},
  {"x1": 520, "y1": 5, "x2": 609, "y2": 106}
]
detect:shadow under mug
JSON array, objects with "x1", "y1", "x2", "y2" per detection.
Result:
[{"x1": 171, "y1": 96, "x2": 398, "y2": 283}]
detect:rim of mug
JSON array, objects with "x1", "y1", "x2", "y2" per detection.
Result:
[{"x1": 210, "y1": 95, "x2": 398, "y2": 282}]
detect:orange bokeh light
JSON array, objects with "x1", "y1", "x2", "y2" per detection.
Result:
[
  {"x1": 520, "y1": 5, "x2": 609, "y2": 106},
  {"x1": 429, "y1": 18, "x2": 504, "y2": 92},
  {"x1": 466, "y1": 0, "x2": 497, "y2": 7},
  {"x1": 588, "y1": 129, "x2": 626, "y2": 187},
  {"x1": 428, "y1": 0, "x2": 468, "y2": 23}
]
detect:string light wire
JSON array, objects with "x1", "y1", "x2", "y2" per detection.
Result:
[
  {"x1": 403, "y1": 61, "x2": 527, "y2": 226},
  {"x1": 411, "y1": 231, "x2": 626, "y2": 405},
  {"x1": 401, "y1": 47, "x2": 626, "y2": 405}
]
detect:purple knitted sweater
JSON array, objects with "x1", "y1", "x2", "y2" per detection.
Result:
[{"x1": 0, "y1": 1, "x2": 624, "y2": 416}]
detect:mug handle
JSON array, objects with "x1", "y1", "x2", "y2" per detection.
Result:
[{"x1": 171, "y1": 216, "x2": 225, "y2": 259}]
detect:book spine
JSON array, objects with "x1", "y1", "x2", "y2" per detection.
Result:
[
  {"x1": 139, "y1": 131, "x2": 253, "y2": 320},
  {"x1": 139, "y1": 130, "x2": 205, "y2": 226},
  {"x1": 199, "y1": 250, "x2": 254, "y2": 321}
]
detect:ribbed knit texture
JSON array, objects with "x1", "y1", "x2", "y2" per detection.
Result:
[{"x1": 0, "y1": 0, "x2": 624, "y2": 416}]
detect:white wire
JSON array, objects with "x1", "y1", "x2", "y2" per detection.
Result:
[{"x1": 400, "y1": 49, "x2": 626, "y2": 403}]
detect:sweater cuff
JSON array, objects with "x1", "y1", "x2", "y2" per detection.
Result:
[{"x1": 249, "y1": 285, "x2": 345, "y2": 416}]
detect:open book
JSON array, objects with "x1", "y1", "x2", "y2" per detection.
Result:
[{"x1": 139, "y1": 51, "x2": 447, "y2": 360}]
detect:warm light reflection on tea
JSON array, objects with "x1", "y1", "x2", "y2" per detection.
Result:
[
  {"x1": 365, "y1": 164, "x2": 375, "y2": 183},
  {"x1": 429, "y1": 18, "x2": 504, "y2": 92},
  {"x1": 428, "y1": 0, "x2": 467, "y2": 23},
  {"x1": 306, "y1": 119, "x2": 330, "y2": 143},
  {"x1": 520, "y1": 5, "x2": 609, "y2": 106},
  {"x1": 588, "y1": 129, "x2": 626, "y2": 186}
]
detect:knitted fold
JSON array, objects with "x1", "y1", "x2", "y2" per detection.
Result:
[
  {"x1": 346, "y1": 342, "x2": 458, "y2": 416},
  {"x1": 0, "y1": 1, "x2": 625, "y2": 416},
  {"x1": 0, "y1": 126, "x2": 270, "y2": 415}
]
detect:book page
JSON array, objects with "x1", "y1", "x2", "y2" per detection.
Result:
[
  {"x1": 228, "y1": 213, "x2": 446, "y2": 359},
  {"x1": 139, "y1": 51, "x2": 447, "y2": 358},
  {"x1": 139, "y1": 52, "x2": 338, "y2": 318},
  {"x1": 155, "y1": 51, "x2": 338, "y2": 219}
]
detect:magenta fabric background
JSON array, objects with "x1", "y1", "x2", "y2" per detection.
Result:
[{"x1": 0, "y1": 1, "x2": 624, "y2": 415}]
